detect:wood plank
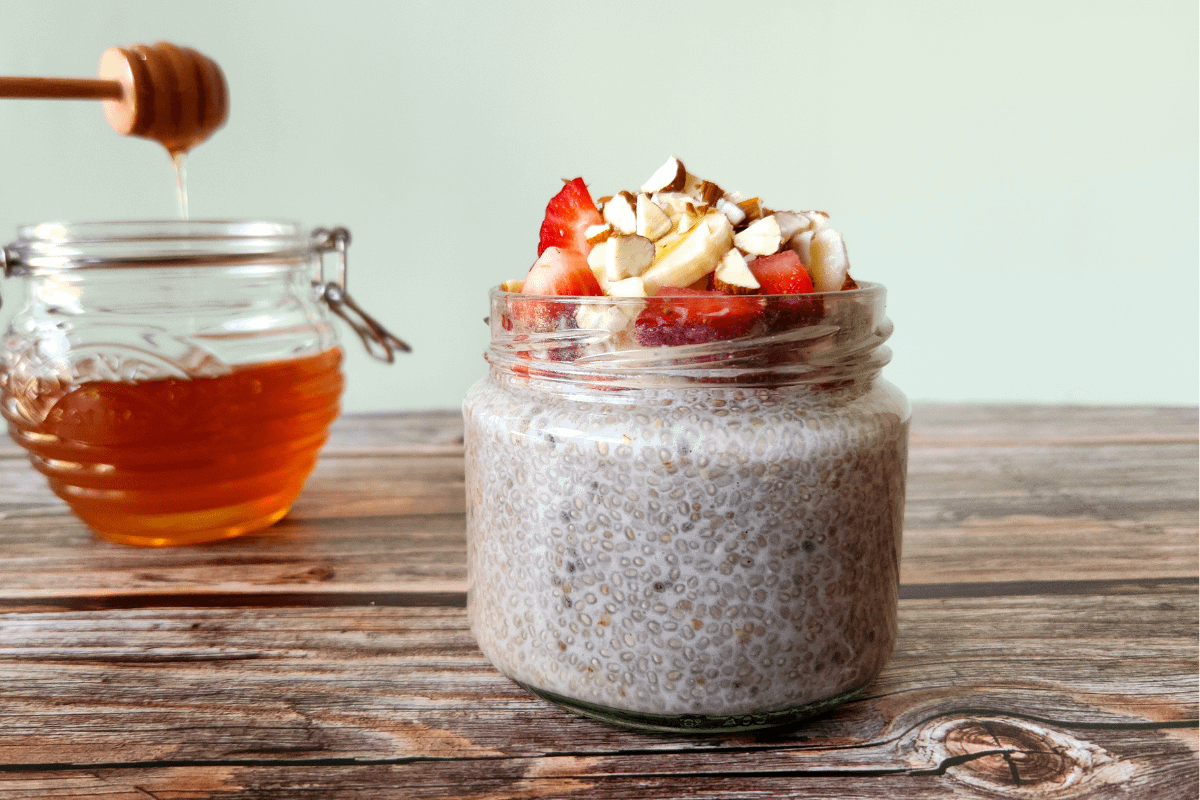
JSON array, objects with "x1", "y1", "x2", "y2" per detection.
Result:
[
  {"x1": 321, "y1": 409, "x2": 465, "y2": 455},
  {"x1": 0, "y1": 594, "x2": 1193, "y2": 798},
  {"x1": 906, "y1": 441, "x2": 1198, "y2": 522},
  {"x1": 0, "y1": 409, "x2": 467, "y2": 460},
  {"x1": 11, "y1": 437, "x2": 1196, "y2": 526},
  {"x1": 0, "y1": 513, "x2": 470, "y2": 604},
  {"x1": 321, "y1": 404, "x2": 1200, "y2": 450},
  {"x1": 4, "y1": 402, "x2": 1194, "y2": 460},
  {"x1": 0, "y1": 457, "x2": 66, "y2": 516},
  {"x1": 909, "y1": 403, "x2": 1198, "y2": 445},
  {"x1": 1, "y1": 516, "x2": 1194, "y2": 605},
  {"x1": 0, "y1": 404, "x2": 1195, "y2": 798},
  {"x1": 12, "y1": 402, "x2": 1190, "y2": 458},
  {"x1": 0, "y1": 436, "x2": 1194, "y2": 599},
  {"x1": 4, "y1": 405, "x2": 1194, "y2": 522},
  {"x1": 0, "y1": 740, "x2": 1195, "y2": 800},
  {"x1": 0, "y1": 589, "x2": 1193, "y2": 766},
  {"x1": 2, "y1": 432, "x2": 1194, "y2": 600},
  {"x1": 0, "y1": 451, "x2": 467, "y2": 519},
  {"x1": 0, "y1": 508, "x2": 1192, "y2": 601},
  {"x1": 289, "y1": 455, "x2": 465, "y2": 518}
]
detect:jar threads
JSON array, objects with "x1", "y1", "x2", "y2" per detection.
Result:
[{"x1": 464, "y1": 285, "x2": 908, "y2": 731}]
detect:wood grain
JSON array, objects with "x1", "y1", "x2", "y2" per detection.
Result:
[
  {"x1": 0, "y1": 76, "x2": 123, "y2": 100},
  {"x1": 1, "y1": 406, "x2": 1193, "y2": 599},
  {"x1": 1, "y1": 762, "x2": 1196, "y2": 800},
  {"x1": 0, "y1": 403, "x2": 1195, "y2": 799},
  {"x1": 0, "y1": 590, "x2": 1193, "y2": 749},
  {"x1": 0, "y1": 589, "x2": 1195, "y2": 797},
  {"x1": 908, "y1": 403, "x2": 1197, "y2": 445}
]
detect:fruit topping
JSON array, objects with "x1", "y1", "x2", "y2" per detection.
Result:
[
  {"x1": 523, "y1": 247, "x2": 603, "y2": 297},
  {"x1": 640, "y1": 211, "x2": 733, "y2": 293},
  {"x1": 608, "y1": 276, "x2": 648, "y2": 297},
  {"x1": 510, "y1": 157, "x2": 860, "y2": 346},
  {"x1": 747, "y1": 250, "x2": 814, "y2": 295},
  {"x1": 537, "y1": 177, "x2": 604, "y2": 257},
  {"x1": 635, "y1": 288, "x2": 763, "y2": 346},
  {"x1": 516, "y1": 247, "x2": 602, "y2": 330},
  {"x1": 808, "y1": 228, "x2": 850, "y2": 292}
]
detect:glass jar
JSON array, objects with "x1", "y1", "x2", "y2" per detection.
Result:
[
  {"x1": 0, "y1": 220, "x2": 406, "y2": 547},
  {"x1": 463, "y1": 285, "x2": 908, "y2": 733}
]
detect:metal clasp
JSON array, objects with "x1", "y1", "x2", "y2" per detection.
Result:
[
  {"x1": 312, "y1": 227, "x2": 410, "y2": 363},
  {"x1": 0, "y1": 245, "x2": 13, "y2": 312}
]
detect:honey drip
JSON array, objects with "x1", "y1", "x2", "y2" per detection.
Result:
[
  {"x1": 3, "y1": 349, "x2": 344, "y2": 546},
  {"x1": 172, "y1": 151, "x2": 189, "y2": 220}
]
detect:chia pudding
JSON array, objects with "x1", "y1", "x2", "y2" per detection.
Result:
[{"x1": 463, "y1": 159, "x2": 908, "y2": 732}]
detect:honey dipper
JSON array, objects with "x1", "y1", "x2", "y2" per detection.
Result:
[{"x1": 0, "y1": 42, "x2": 228, "y2": 155}]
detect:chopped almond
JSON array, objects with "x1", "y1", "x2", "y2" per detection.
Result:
[
  {"x1": 733, "y1": 215, "x2": 783, "y2": 257},
  {"x1": 641, "y1": 156, "x2": 687, "y2": 194},
  {"x1": 636, "y1": 194, "x2": 673, "y2": 241},
  {"x1": 712, "y1": 249, "x2": 760, "y2": 295}
]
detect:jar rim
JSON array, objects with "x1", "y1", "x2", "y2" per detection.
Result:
[
  {"x1": 4, "y1": 220, "x2": 315, "y2": 273},
  {"x1": 487, "y1": 282, "x2": 893, "y2": 390},
  {"x1": 490, "y1": 280, "x2": 885, "y2": 301}
]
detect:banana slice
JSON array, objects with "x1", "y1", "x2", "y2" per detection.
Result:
[
  {"x1": 809, "y1": 228, "x2": 850, "y2": 292},
  {"x1": 640, "y1": 211, "x2": 733, "y2": 292}
]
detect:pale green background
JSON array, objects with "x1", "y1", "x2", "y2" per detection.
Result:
[{"x1": 1, "y1": 0, "x2": 1196, "y2": 411}]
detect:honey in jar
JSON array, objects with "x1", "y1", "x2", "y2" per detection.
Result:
[
  {"x1": 8, "y1": 349, "x2": 343, "y2": 546},
  {"x1": 0, "y1": 221, "x2": 404, "y2": 546}
]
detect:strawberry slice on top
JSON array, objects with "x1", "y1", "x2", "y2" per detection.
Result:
[
  {"x1": 513, "y1": 177, "x2": 604, "y2": 331},
  {"x1": 746, "y1": 250, "x2": 814, "y2": 295},
  {"x1": 521, "y1": 247, "x2": 602, "y2": 297},
  {"x1": 635, "y1": 287, "x2": 763, "y2": 346},
  {"x1": 511, "y1": 246, "x2": 602, "y2": 333},
  {"x1": 744, "y1": 251, "x2": 827, "y2": 333},
  {"x1": 538, "y1": 177, "x2": 604, "y2": 257}
]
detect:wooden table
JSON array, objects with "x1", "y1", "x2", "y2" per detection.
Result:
[{"x1": 1, "y1": 404, "x2": 1196, "y2": 799}]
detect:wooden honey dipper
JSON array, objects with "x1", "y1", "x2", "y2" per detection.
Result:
[{"x1": 0, "y1": 42, "x2": 228, "y2": 156}]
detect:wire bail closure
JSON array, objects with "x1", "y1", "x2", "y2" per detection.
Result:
[
  {"x1": 0, "y1": 246, "x2": 8, "y2": 311},
  {"x1": 311, "y1": 227, "x2": 410, "y2": 363}
]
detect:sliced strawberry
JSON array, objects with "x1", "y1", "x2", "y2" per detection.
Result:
[
  {"x1": 521, "y1": 246, "x2": 602, "y2": 297},
  {"x1": 634, "y1": 287, "x2": 763, "y2": 347},
  {"x1": 538, "y1": 177, "x2": 604, "y2": 256},
  {"x1": 747, "y1": 250, "x2": 814, "y2": 295},
  {"x1": 510, "y1": 246, "x2": 602, "y2": 334},
  {"x1": 763, "y1": 292, "x2": 826, "y2": 335}
]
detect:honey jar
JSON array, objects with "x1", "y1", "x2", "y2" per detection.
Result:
[{"x1": 0, "y1": 220, "x2": 405, "y2": 546}]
